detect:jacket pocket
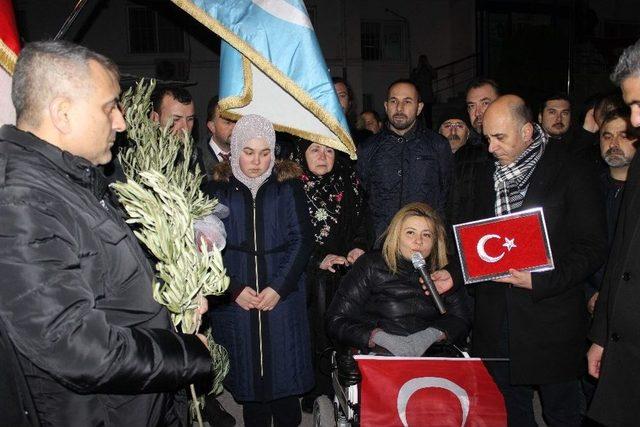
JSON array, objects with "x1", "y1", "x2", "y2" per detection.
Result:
[{"x1": 92, "y1": 220, "x2": 141, "y2": 295}]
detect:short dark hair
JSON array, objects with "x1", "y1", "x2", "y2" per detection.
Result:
[
  {"x1": 12, "y1": 40, "x2": 118, "y2": 127},
  {"x1": 595, "y1": 92, "x2": 625, "y2": 122},
  {"x1": 387, "y1": 78, "x2": 421, "y2": 102},
  {"x1": 151, "y1": 85, "x2": 193, "y2": 114},
  {"x1": 360, "y1": 109, "x2": 381, "y2": 122},
  {"x1": 601, "y1": 106, "x2": 640, "y2": 145},
  {"x1": 206, "y1": 96, "x2": 219, "y2": 123},
  {"x1": 540, "y1": 93, "x2": 571, "y2": 113},
  {"x1": 465, "y1": 77, "x2": 500, "y2": 97},
  {"x1": 331, "y1": 76, "x2": 353, "y2": 100}
]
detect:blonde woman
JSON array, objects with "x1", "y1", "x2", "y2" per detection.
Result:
[{"x1": 326, "y1": 202, "x2": 471, "y2": 356}]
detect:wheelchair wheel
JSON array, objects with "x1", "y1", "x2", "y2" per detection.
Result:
[{"x1": 313, "y1": 395, "x2": 336, "y2": 427}]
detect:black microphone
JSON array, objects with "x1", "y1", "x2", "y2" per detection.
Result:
[{"x1": 411, "y1": 252, "x2": 447, "y2": 314}]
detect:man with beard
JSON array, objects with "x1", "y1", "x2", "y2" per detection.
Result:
[
  {"x1": 438, "y1": 109, "x2": 488, "y2": 225},
  {"x1": 196, "y1": 96, "x2": 236, "y2": 184},
  {"x1": 465, "y1": 77, "x2": 500, "y2": 142},
  {"x1": 538, "y1": 93, "x2": 572, "y2": 142},
  {"x1": 356, "y1": 79, "x2": 452, "y2": 249},
  {"x1": 583, "y1": 107, "x2": 638, "y2": 346},
  {"x1": 587, "y1": 40, "x2": 640, "y2": 425}
]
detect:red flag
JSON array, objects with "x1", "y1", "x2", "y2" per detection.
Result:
[
  {"x1": 0, "y1": 0, "x2": 20, "y2": 125},
  {"x1": 355, "y1": 356, "x2": 507, "y2": 427},
  {"x1": 453, "y1": 208, "x2": 554, "y2": 284}
]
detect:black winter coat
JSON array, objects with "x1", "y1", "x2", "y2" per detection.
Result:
[
  {"x1": 326, "y1": 252, "x2": 471, "y2": 351},
  {"x1": 589, "y1": 152, "x2": 640, "y2": 427},
  {"x1": 469, "y1": 142, "x2": 607, "y2": 384},
  {"x1": 447, "y1": 141, "x2": 489, "y2": 226},
  {"x1": 0, "y1": 126, "x2": 212, "y2": 427},
  {"x1": 356, "y1": 122, "x2": 453, "y2": 245}
]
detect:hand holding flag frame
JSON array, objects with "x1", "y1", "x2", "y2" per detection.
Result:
[{"x1": 453, "y1": 208, "x2": 554, "y2": 284}]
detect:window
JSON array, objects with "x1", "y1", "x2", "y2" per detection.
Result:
[
  {"x1": 128, "y1": 6, "x2": 184, "y2": 54},
  {"x1": 361, "y1": 21, "x2": 407, "y2": 61}
]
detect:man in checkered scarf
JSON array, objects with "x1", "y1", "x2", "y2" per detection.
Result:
[{"x1": 472, "y1": 94, "x2": 607, "y2": 426}]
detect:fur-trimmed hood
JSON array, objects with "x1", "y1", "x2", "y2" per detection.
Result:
[{"x1": 211, "y1": 159, "x2": 303, "y2": 183}]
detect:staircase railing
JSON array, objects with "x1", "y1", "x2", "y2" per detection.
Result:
[{"x1": 432, "y1": 53, "x2": 477, "y2": 102}]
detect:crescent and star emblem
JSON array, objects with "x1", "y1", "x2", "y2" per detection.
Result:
[
  {"x1": 397, "y1": 377, "x2": 470, "y2": 427},
  {"x1": 252, "y1": 0, "x2": 313, "y2": 29},
  {"x1": 476, "y1": 234, "x2": 516, "y2": 263}
]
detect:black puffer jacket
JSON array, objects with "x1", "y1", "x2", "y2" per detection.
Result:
[
  {"x1": 0, "y1": 126, "x2": 212, "y2": 426},
  {"x1": 326, "y1": 252, "x2": 471, "y2": 351},
  {"x1": 356, "y1": 122, "x2": 453, "y2": 246}
]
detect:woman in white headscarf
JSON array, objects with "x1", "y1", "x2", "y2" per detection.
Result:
[{"x1": 204, "y1": 114, "x2": 314, "y2": 427}]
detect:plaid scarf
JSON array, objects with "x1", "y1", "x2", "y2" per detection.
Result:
[{"x1": 493, "y1": 123, "x2": 547, "y2": 215}]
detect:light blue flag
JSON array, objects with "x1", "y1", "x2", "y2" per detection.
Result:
[{"x1": 171, "y1": 0, "x2": 356, "y2": 158}]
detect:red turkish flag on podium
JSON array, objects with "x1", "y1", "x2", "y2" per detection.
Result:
[
  {"x1": 453, "y1": 208, "x2": 554, "y2": 284},
  {"x1": 355, "y1": 356, "x2": 507, "y2": 427},
  {"x1": 0, "y1": 0, "x2": 20, "y2": 126}
]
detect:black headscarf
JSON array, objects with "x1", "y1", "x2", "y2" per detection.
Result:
[{"x1": 292, "y1": 140, "x2": 361, "y2": 246}]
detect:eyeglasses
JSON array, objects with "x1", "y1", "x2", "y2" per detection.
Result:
[{"x1": 442, "y1": 122, "x2": 466, "y2": 130}]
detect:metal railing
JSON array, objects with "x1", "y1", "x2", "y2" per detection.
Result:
[{"x1": 433, "y1": 53, "x2": 477, "y2": 102}]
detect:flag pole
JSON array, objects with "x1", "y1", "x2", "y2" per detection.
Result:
[{"x1": 54, "y1": 0, "x2": 90, "y2": 41}]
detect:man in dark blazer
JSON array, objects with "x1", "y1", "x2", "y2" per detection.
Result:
[
  {"x1": 588, "y1": 38, "x2": 640, "y2": 427},
  {"x1": 195, "y1": 96, "x2": 235, "y2": 184},
  {"x1": 470, "y1": 95, "x2": 607, "y2": 426}
]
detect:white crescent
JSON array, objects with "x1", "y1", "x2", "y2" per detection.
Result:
[
  {"x1": 397, "y1": 377, "x2": 470, "y2": 427},
  {"x1": 476, "y1": 234, "x2": 505, "y2": 263},
  {"x1": 252, "y1": 0, "x2": 313, "y2": 29}
]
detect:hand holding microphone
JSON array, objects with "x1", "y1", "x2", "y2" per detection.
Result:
[{"x1": 411, "y1": 252, "x2": 447, "y2": 314}]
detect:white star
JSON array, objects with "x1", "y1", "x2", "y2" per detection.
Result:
[{"x1": 503, "y1": 237, "x2": 517, "y2": 251}]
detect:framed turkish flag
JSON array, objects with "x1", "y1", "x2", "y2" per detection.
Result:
[{"x1": 453, "y1": 207, "x2": 554, "y2": 284}]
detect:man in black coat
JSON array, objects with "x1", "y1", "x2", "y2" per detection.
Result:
[
  {"x1": 438, "y1": 108, "x2": 489, "y2": 226},
  {"x1": 470, "y1": 95, "x2": 607, "y2": 426},
  {"x1": 356, "y1": 79, "x2": 453, "y2": 250},
  {"x1": 0, "y1": 41, "x2": 212, "y2": 426},
  {"x1": 195, "y1": 96, "x2": 235, "y2": 184},
  {"x1": 588, "y1": 38, "x2": 640, "y2": 427}
]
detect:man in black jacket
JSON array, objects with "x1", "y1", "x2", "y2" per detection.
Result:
[
  {"x1": 356, "y1": 79, "x2": 453, "y2": 250},
  {"x1": 588, "y1": 38, "x2": 640, "y2": 427},
  {"x1": 0, "y1": 40, "x2": 212, "y2": 426},
  {"x1": 438, "y1": 108, "x2": 489, "y2": 226},
  {"x1": 471, "y1": 95, "x2": 607, "y2": 426},
  {"x1": 196, "y1": 96, "x2": 235, "y2": 184}
]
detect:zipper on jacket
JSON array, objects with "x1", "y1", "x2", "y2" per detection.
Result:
[{"x1": 253, "y1": 199, "x2": 265, "y2": 377}]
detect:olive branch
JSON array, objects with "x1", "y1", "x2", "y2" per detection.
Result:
[{"x1": 110, "y1": 79, "x2": 230, "y2": 423}]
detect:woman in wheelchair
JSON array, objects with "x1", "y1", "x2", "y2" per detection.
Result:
[{"x1": 326, "y1": 202, "x2": 471, "y2": 357}]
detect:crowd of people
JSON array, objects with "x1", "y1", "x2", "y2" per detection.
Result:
[{"x1": 1, "y1": 37, "x2": 640, "y2": 427}]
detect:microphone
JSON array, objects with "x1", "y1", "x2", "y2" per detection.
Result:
[{"x1": 411, "y1": 252, "x2": 447, "y2": 314}]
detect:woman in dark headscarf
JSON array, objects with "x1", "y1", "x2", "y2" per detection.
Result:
[{"x1": 292, "y1": 140, "x2": 366, "y2": 411}]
